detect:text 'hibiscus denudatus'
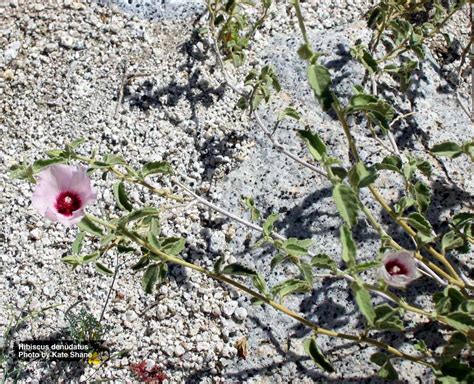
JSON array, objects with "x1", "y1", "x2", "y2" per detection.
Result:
[{"x1": 31, "y1": 165, "x2": 96, "y2": 226}]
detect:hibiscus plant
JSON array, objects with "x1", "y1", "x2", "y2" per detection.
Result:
[{"x1": 9, "y1": 0, "x2": 473, "y2": 382}]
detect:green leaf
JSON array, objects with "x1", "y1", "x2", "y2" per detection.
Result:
[
  {"x1": 117, "y1": 207, "x2": 160, "y2": 227},
  {"x1": 300, "y1": 262, "x2": 313, "y2": 285},
  {"x1": 271, "y1": 278, "x2": 310, "y2": 299},
  {"x1": 349, "y1": 161, "x2": 378, "y2": 189},
  {"x1": 350, "y1": 45, "x2": 378, "y2": 74},
  {"x1": 376, "y1": 156, "x2": 402, "y2": 173},
  {"x1": 158, "y1": 263, "x2": 168, "y2": 283},
  {"x1": 262, "y1": 213, "x2": 279, "y2": 237},
  {"x1": 46, "y1": 149, "x2": 65, "y2": 158},
  {"x1": 378, "y1": 360, "x2": 398, "y2": 380},
  {"x1": 370, "y1": 352, "x2": 388, "y2": 366},
  {"x1": 81, "y1": 251, "x2": 101, "y2": 264},
  {"x1": 352, "y1": 282, "x2": 375, "y2": 326},
  {"x1": 331, "y1": 166, "x2": 347, "y2": 181},
  {"x1": 298, "y1": 130, "x2": 327, "y2": 162},
  {"x1": 414, "y1": 339, "x2": 428, "y2": 353},
  {"x1": 350, "y1": 261, "x2": 380, "y2": 274},
  {"x1": 443, "y1": 332, "x2": 468, "y2": 358},
  {"x1": 434, "y1": 293, "x2": 452, "y2": 315},
  {"x1": 252, "y1": 273, "x2": 268, "y2": 295},
  {"x1": 394, "y1": 196, "x2": 415, "y2": 215},
  {"x1": 141, "y1": 161, "x2": 173, "y2": 177},
  {"x1": 435, "y1": 358, "x2": 474, "y2": 383},
  {"x1": 445, "y1": 311, "x2": 474, "y2": 333},
  {"x1": 69, "y1": 137, "x2": 86, "y2": 149},
  {"x1": 213, "y1": 256, "x2": 224, "y2": 274},
  {"x1": 453, "y1": 212, "x2": 473, "y2": 230},
  {"x1": 148, "y1": 231, "x2": 161, "y2": 250},
  {"x1": 78, "y1": 216, "x2": 104, "y2": 237},
  {"x1": 347, "y1": 94, "x2": 394, "y2": 130},
  {"x1": 406, "y1": 212, "x2": 434, "y2": 241},
  {"x1": 304, "y1": 337, "x2": 335, "y2": 373},
  {"x1": 310, "y1": 253, "x2": 337, "y2": 271},
  {"x1": 415, "y1": 159, "x2": 431, "y2": 177},
  {"x1": 160, "y1": 237, "x2": 185, "y2": 256},
  {"x1": 61, "y1": 255, "x2": 80, "y2": 266},
  {"x1": 283, "y1": 238, "x2": 313, "y2": 257},
  {"x1": 241, "y1": 196, "x2": 261, "y2": 221},
  {"x1": 442, "y1": 231, "x2": 465, "y2": 252},
  {"x1": 113, "y1": 181, "x2": 133, "y2": 212},
  {"x1": 373, "y1": 304, "x2": 403, "y2": 331},
  {"x1": 462, "y1": 141, "x2": 474, "y2": 161},
  {"x1": 340, "y1": 225, "x2": 356, "y2": 268},
  {"x1": 431, "y1": 142, "x2": 463, "y2": 158},
  {"x1": 9, "y1": 163, "x2": 35, "y2": 183},
  {"x1": 413, "y1": 181, "x2": 431, "y2": 213},
  {"x1": 95, "y1": 262, "x2": 113, "y2": 276},
  {"x1": 370, "y1": 353, "x2": 398, "y2": 381},
  {"x1": 142, "y1": 264, "x2": 160, "y2": 294},
  {"x1": 131, "y1": 255, "x2": 150, "y2": 271},
  {"x1": 222, "y1": 263, "x2": 258, "y2": 276},
  {"x1": 72, "y1": 232, "x2": 85, "y2": 254},
  {"x1": 149, "y1": 217, "x2": 161, "y2": 237},
  {"x1": 333, "y1": 184, "x2": 359, "y2": 227},
  {"x1": 103, "y1": 154, "x2": 126, "y2": 165},
  {"x1": 307, "y1": 64, "x2": 333, "y2": 111},
  {"x1": 32, "y1": 158, "x2": 66, "y2": 172},
  {"x1": 297, "y1": 43, "x2": 314, "y2": 60},
  {"x1": 270, "y1": 253, "x2": 287, "y2": 270},
  {"x1": 277, "y1": 106, "x2": 301, "y2": 121}
]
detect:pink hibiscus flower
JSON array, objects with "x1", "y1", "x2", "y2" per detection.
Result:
[
  {"x1": 379, "y1": 250, "x2": 419, "y2": 288},
  {"x1": 31, "y1": 164, "x2": 96, "y2": 226}
]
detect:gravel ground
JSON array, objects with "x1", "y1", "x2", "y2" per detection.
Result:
[{"x1": 0, "y1": 1, "x2": 472, "y2": 383}]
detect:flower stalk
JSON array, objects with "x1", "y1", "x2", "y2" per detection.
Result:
[{"x1": 85, "y1": 214, "x2": 433, "y2": 368}]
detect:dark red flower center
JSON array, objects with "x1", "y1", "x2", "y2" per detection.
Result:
[
  {"x1": 385, "y1": 260, "x2": 408, "y2": 276},
  {"x1": 55, "y1": 191, "x2": 82, "y2": 216}
]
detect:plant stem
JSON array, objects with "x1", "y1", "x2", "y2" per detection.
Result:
[
  {"x1": 88, "y1": 215, "x2": 432, "y2": 368},
  {"x1": 291, "y1": 0, "x2": 310, "y2": 46},
  {"x1": 333, "y1": 106, "x2": 465, "y2": 287},
  {"x1": 367, "y1": 184, "x2": 464, "y2": 286},
  {"x1": 210, "y1": 21, "x2": 454, "y2": 289},
  {"x1": 74, "y1": 154, "x2": 185, "y2": 203},
  {"x1": 99, "y1": 252, "x2": 120, "y2": 323}
]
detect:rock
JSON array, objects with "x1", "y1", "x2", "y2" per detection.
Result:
[
  {"x1": 233, "y1": 307, "x2": 247, "y2": 321},
  {"x1": 2, "y1": 69, "x2": 14, "y2": 80},
  {"x1": 208, "y1": 231, "x2": 226, "y2": 254},
  {"x1": 58, "y1": 32, "x2": 85, "y2": 50},
  {"x1": 125, "y1": 310, "x2": 138, "y2": 322},
  {"x1": 44, "y1": 42, "x2": 59, "y2": 53},
  {"x1": 3, "y1": 41, "x2": 21, "y2": 64},
  {"x1": 221, "y1": 344, "x2": 236, "y2": 358},
  {"x1": 174, "y1": 344, "x2": 185, "y2": 356},
  {"x1": 222, "y1": 300, "x2": 238, "y2": 317},
  {"x1": 201, "y1": 301, "x2": 212, "y2": 314},
  {"x1": 156, "y1": 304, "x2": 168, "y2": 320},
  {"x1": 29, "y1": 228, "x2": 42, "y2": 240}
]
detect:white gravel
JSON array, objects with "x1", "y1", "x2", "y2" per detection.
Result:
[{"x1": 0, "y1": 0, "x2": 472, "y2": 383}]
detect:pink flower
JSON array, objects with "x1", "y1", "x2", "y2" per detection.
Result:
[
  {"x1": 31, "y1": 164, "x2": 96, "y2": 226},
  {"x1": 379, "y1": 250, "x2": 419, "y2": 288}
]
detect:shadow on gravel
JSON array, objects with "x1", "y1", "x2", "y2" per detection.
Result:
[
  {"x1": 209, "y1": 316, "x2": 384, "y2": 384},
  {"x1": 124, "y1": 30, "x2": 226, "y2": 122},
  {"x1": 297, "y1": 281, "x2": 355, "y2": 332}
]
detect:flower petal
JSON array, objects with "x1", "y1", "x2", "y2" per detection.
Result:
[
  {"x1": 31, "y1": 164, "x2": 96, "y2": 227},
  {"x1": 380, "y1": 250, "x2": 418, "y2": 288}
]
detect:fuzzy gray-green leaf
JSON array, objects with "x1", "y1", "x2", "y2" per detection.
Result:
[{"x1": 333, "y1": 184, "x2": 359, "y2": 227}]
